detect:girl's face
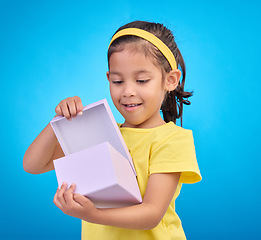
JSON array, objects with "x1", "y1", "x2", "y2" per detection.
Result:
[{"x1": 107, "y1": 48, "x2": 168, "y2": 128}]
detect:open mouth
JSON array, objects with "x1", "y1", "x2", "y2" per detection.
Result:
[{"x1": 123, "y1": 103, "x2": 142, "y2": 107}]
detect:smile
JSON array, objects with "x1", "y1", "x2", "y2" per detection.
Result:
[
  {"x1": 123, "y1": 103, "x2": 142, "y2": 107},
  {"x1": 122, "y1": 103, "x2": 142, "y2": 111}
]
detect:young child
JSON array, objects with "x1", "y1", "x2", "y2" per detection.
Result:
[{"x1": 24, "y1": 20, "x2": 201, "y2": 240}]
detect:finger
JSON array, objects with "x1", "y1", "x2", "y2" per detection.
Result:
[
  {"x1": 64, "y1": 183, "x2": 76, "y2": 204},
  {"x1": 55, "y1": 105, "x2": 63, "y2": 116},
  {"x1": 74, "y1": 96, "x2": 83, "y2": 116},
  {"x1": 60, "y1": 101, "x2": 72, "y2": 121},
  {"x1": 53, "y1": 187, "x2": 63, "y2": 209},
  {"x1": 66, "y1": 98, "x2": 77, "y2": 118},
  {"x1": 73, "y1": 193, "x2": 93, "y2": 207},
  {"x1": 56, "y1": 182, "x2": 68, "y2": 206}
]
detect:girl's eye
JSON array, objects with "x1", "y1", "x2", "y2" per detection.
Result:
[
  {"x1": 137, "y1": 79, "x2": 149, "y2": 84},
  {"x1": 112, "y1": 80, "x2": 123, "y2": 84}
]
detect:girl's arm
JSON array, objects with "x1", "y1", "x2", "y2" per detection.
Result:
[
  {"x1": 23, "y1": 123, "x2": 64, "y2": 174},
  {"x1": 54, "y1": 172, "x2": 180, "y2": 230},
  {"x1": 23, "y1": 96, "x2": 83, "y2": 174}
]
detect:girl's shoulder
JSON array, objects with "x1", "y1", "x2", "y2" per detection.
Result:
[
  {"x1": 155, "y1": 121, "x2": 192, "y2": 135},
  {"x1": 151, "y1": 122, "x2": 194, "y2": 148}
]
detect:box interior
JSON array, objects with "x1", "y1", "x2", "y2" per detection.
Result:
[{"x1": 50, "y1": 99, "x2": 136, "y2": 175}]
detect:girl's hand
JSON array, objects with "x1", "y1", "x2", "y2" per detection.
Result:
[
  {"x1": 55, "y1": 96, "x2": 83, "y2": 121},
  {"x1": 53, "y1": 173, "x2": 180, "y2": 230},
  {"x1": 53, "y1": 182, "x2": 98, "y2": 223}
]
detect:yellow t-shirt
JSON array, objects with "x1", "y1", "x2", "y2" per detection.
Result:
[{"x1": 82, "y1": 121, "x2": 202, "y2": 240}]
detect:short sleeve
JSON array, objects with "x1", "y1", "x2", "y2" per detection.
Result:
[{"x1": 149, "y1": 129, "x2": 202, "y2": 184}]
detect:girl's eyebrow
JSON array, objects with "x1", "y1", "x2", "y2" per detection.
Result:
[
  {"x1": 109, "y1": 71, "x2": 121, "y2": 75},
  {"x1": 135, "y1": 70, "x2": 152, "y2": 74},
  {"x1": 109, "y1": 70, "x2": 152, "y2": 75}
]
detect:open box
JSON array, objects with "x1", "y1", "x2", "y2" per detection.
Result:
[{"x1": 50, "y1": 99, "x2": 142, "y2": 208}]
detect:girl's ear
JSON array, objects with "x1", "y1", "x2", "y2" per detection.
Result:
[
  {"x1": 164, "y1": 69, "x2": 181, "y2": 91},
  {"x1": 106, "y1": 71, "x2": 110, "y2": 81}
]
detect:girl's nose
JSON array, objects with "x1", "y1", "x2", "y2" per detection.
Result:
[{"x1": 123, "y1": 83, "x2": 136, "y2": 97}]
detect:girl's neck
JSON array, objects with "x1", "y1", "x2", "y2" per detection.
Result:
[{"x1": 121, "y1": 118, "x2": 166, "y2": 129}]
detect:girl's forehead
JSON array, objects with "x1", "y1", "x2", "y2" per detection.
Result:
[
  {"x1": 109, "y1": 51, "x2": 156, "y2": 72},
  {"x1": 111, "y1": 48, "x2": 145, "y2": 59}
]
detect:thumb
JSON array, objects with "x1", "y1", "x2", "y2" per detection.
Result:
[{"x1": 73, "y1": 193, "x2": 93, "y2": 206}]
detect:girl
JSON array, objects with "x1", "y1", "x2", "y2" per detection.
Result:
[{"x1": 24, "y1": 20, "x2": 201, "y2": 240}]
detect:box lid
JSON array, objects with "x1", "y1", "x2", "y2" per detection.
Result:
[{"x1": 50, "y1": 99, "x2": 136, "y2": 175}]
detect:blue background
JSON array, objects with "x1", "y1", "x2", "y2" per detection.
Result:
[{"x1": 1, "y1": 0, "x2": 260, "y2": 239}]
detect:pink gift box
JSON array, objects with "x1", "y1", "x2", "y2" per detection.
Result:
[{"x1": 50, "y1": 99, "x2": 142, "y2": 208}]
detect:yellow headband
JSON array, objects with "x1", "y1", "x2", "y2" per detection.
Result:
[{"x1": 108, "y1": 28, "x2": 177, "y2": 70}]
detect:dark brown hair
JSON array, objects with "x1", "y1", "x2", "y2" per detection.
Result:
[{"x1": 108, "y1": 20, "x2": 192, "y2": 126}]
